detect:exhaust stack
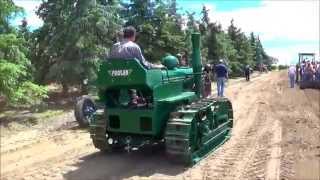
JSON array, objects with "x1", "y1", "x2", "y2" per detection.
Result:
[{"x1": 191, "y1": 33, "x2": 203, "y2": 98}]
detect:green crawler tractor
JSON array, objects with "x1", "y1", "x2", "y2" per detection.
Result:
[{"x1": 75, "y1": 33, "x2": 233, "y2": 165}]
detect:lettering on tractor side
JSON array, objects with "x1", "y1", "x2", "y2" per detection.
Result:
[{"x1": 108, "y1": 69, "x2": 132, "y2": 77}]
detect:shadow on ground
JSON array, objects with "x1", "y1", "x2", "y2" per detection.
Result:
[{"x1": 63, "y1": 145, "x2": 186, "y2": 180}]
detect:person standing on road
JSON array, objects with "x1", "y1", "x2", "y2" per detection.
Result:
[
  {"x1": 288, "y1": 65, "x2": 296, "y2": 88},
  {"x1": 295, "y1": 63, "x2": 300, "y2": 83},
  {"x1": 315, "y1": 62, "x2": 320, "y2": 81},
  {"x1": 203, "y1": 64, "x2": 212, "y2": 97},
  {"x1": 214, "y1": 59, "x2": 228, "y2": 97},
  {"x1": 244, "y1": 65, "x2": 251, "y2": 81}
]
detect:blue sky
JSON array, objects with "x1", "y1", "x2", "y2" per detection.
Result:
[
  {"x1": 13, "y1": 0, "x2": 320, "y2": 65},
  {"x1": 177, "y1": 0, "x2": 262, "y2": 13}
]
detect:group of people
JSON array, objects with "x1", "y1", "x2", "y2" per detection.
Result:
[
  {"x1": 288, "y1": 60, "x2": 320, "y2": 88},
  {"x1": 299, "y1": 60, "x2": 320, "y2": 81}
]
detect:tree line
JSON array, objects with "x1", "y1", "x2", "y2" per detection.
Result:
[{"x1": 0, "y1": 0, "x2": 275, "y2": 106}]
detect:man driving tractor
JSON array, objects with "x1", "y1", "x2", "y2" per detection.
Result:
[{"x1": 109, "y1": 26, "x2": 163, "y2": 107}]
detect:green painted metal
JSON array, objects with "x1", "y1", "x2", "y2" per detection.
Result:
[
  {"x1": 89, "y1": 33, "x2": 234, "y2": 165},
  {"x1": 164, "y1": 97, "x2": 233, "y2": 165},
  {"x1": 191, "y1": 33, "x2": 203, "y2": 98},
  {"x1": 162, "y1": 55, "x2": 179, "y2": 70},
  {"x1": 97, "y1": 59, "x2": 163, "y2": 89}
]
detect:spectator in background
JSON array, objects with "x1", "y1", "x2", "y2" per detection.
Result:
[
  {"x1": 244, "y1": 65, "x2": 251, "y2": 81},
  {"x1": 288, "y1": 65, "x2": 296, "y2": 88},
  {"x1": 176, "y1": 53, "x2": 182, "y2": 66},
  {"x1": 304, "y1": 62, "x2": 315, "y2": 81},
  {"x1": 295, "y1": 63, "x2": 300, "y2": 83},
  {"x1": 214, "y1": 59, "x2": 228, "y2": 97},
  {"x1": 180, "y1": 50, "x2": 188, "y2": 66},
  {"x1": 315, "y1": 62, "x2": 320, "y2": 81},
  {"x1": 203, "y1": 64, "x2": 212, "y2": 97}
]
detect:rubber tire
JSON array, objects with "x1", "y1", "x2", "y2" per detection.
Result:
[{"x1": 74, "y1": 95, "x2": 95, "y2": 128}]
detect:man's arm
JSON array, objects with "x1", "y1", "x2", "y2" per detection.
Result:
[
  {"x1": 224, "y1": 65, "x2": 229, "y2": 79},
  {"x1": 109, "y1": 43, "x2": 120, "y2": 59},
  {"x1": 132, "y1": 46, "x2": 163, "y2": 69},
  {"x1": 132, "y1": 46, "x2": 151, "y2": 68}
]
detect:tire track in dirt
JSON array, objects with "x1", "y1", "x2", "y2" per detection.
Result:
[
  {"x1": 200, "y1": 105, "x2": 273, "y2": 180},
  {"x1": 265, "y1": 120, "x2": 282, "y2": 180},
  {"x1": 272, "y1": 73, "x2": 320, "y2": 180},
  {"x1": 1, "y1": 129, "x2": 95, "y2": 179},
  {"x1": 1, "y1": 115, "x2": 78, "y2": 155},
  {"x1": 179, "y1": 73, "x2": 281, "y2": 180}
]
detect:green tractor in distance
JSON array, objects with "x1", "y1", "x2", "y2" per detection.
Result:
[
  {"x1": 74, "y1": 33, "x2": 233, "y2": 165},
  {"x1": 298, "y1": 53, "x2": 320, "y2": 89}
]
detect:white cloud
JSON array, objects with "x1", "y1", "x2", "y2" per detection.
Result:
[
  {"x1": 207, "y1": 0, "x2": 319, "y2": 64},
  {"x1": 267, "y1": 44, "x2": 319, "y2": 65},
  {"x1": 13, "y1": 0, "x2": 43, "y2": 28},
  {"x1": 210, "y1": 0, "x2": 319, "y2": 41}
]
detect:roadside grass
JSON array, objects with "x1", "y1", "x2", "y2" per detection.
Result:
[
  {"x1": 0, "y1": 84, "x2": 82, "y2": 134},
  {"x1": 0, "y1": 109, "x2": 66, "y2": 133}
]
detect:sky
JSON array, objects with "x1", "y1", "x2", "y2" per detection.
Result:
[{"x1": 12, "y1": 0, "x2": 320, "y2": 65}]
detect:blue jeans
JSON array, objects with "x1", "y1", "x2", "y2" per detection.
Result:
[
  {"x1": 217, "y1": 77, "x2": 225, "y2": 97},
  {"x1": 289, "y1": 74, "x2": 295, "y2": 88},
  {"x1": 316, "y1": 72, "x2": 320, "y2": 81}
]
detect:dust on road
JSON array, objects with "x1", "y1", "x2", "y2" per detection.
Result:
[{"x1": 1, "y1": 71, "x2": 319, "y2": 180}]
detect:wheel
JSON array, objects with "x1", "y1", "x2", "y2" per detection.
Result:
[{"x1": 74, "y1": 95, "x2": 96, "y2": 127}]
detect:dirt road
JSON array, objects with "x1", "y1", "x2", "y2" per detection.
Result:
[{"x1": 1, "y1": 71, "x2": 319, "y2": 180}]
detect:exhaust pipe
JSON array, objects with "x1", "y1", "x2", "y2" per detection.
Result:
[{"x1": 191, "y1": 33, "x2": 203, "y2": 98}]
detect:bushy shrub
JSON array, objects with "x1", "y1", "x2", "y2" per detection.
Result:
[
  {"x1": 278, "y1": 65, "x2": 289, "y2": 70},
  {"x1": 0, "y1": 34, "x2": 48, "y2": 107},
  {"x1": 270, "y1": 65, "x2": 277, "y2": 70},
  {"x1": 229, "y1": 62, "x2": 244, "y2": 77}
]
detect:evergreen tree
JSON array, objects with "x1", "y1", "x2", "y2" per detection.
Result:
[
  {"x1": 0, "y1": 1, "x2": 47, "y2": 106},
  {"x1": 0, "y1": 0, "x2": 23, "y2": 33},
  {"x1": 199, "y1": 5, "x2": 210, "y2": 35},
  {"x1": 226, "y1": 19, "x2": 255, "y2": 75},
  {"x1": 33, "y1": 0, "x2": 122, "y2": 93},
  {"x1": 121, "y1": 0, "x2": 186, "y2": 62},
  {"x1": 205, "y1": 22, "x2": 222, "y2": 64}
]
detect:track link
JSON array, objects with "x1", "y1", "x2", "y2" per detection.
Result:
[
  {"x1": 165, "y1": 97, "x2": 233, "y2": 165},
  {"x1": 89, "y1": 109, "x2": 109, "y2": 151}
]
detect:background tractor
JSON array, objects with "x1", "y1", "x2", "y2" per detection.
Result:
[
  {"x1": 74, "y1": 33, "x2": 233, "y2": 165},
  {"x1": 297, "y1": 53, "x2": 320, "y2": 89}
]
